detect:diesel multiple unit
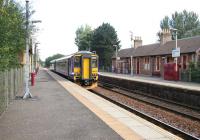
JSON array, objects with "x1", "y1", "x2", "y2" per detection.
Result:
[{"x1": 50, "y1": 51, "x2": 98, "y2": 87}]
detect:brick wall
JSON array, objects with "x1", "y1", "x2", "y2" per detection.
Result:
[{"x1": 113, "y1": 52, "x2": 197, "y2": 77}]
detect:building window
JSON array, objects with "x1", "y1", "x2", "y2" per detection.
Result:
[
  {"x1": 144, "y1": 57, "x2": 150, "y2": 70},
  {"x1": 156, "y1": 57, "x2": 160, "y2": 71}
]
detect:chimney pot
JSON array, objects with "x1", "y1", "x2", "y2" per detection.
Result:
[
  {"x1": 133, "y1": 36, "x2": 142, "y2": 48},
  {"x1": 160, "y1": 28, "x2": 172, "y2": 45}
]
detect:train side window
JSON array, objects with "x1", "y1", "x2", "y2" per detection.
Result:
[
  {"x1": 74, "y1": 56, "x2": 80, "y2": 67},
  {"x1": 92, "y1": 59, "x2": 97, "y2": 68}
]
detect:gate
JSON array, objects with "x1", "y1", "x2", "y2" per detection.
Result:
[{"x1": 164, "y1": 63, "x2": 179, "y2": 81}]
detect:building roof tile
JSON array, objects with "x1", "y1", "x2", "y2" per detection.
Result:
[{"x1": 114, "y1": 36, "x2": 200, "y2": 58}]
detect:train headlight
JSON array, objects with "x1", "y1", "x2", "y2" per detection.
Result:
[
  {"x1": 71, "y1": 72, "x2": 74, "y2": 75},
  {"x1": 74, "y1": 73, "x2": 80, "y2": 76}
]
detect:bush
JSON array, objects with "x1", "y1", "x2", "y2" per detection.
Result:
[{"x1": 0, "y1": 1, "x2": 26, "y2": 71}]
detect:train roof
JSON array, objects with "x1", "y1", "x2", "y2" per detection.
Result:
[
  {"x1": 75, "y1": 51, "x2": 93, "y2": 54},
  {"x1": 50, "y1": 51, "x2": 97, "y2": 63},
  {"x1": 50, "y1": 54, "x2": 73, "y2": 63}
]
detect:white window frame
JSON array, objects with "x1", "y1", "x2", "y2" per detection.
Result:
[{"x1": 144, "y1": 57, "x2": 150, "y2": 70}]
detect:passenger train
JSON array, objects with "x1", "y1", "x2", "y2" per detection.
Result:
[{"x1": 50, "y1": 51, "x2": 98, "y2": 88}]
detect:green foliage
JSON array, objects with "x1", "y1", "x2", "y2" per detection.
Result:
[
  {"x1": 189, "y1": 62, "x2": 200, "y2": 83},
  {"x1": 74, "y1": 23, "x2": 121, "y2": 68},
  {"x1": 75, "y1": 25, "x2": 93, "y2": 51},
  {"x1": 0, "y1": 0, "x2": 26, "y2": 71},
  {"x1": 45, "y1": 54, "x2": 65, "y2": 67},
  {"x1": 159, "y1": 10, "x2": 200, "y2": 39},
  {"x1": 91, "y1": 23, "x2": 120, "y2": 68},
  {"x1": 160, "y1": 16, "x2": 170, "y2": 29}
]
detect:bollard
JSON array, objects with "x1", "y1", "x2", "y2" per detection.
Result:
[{"x1": 31, "y1": 72, "x2": 36, "y2": 86}]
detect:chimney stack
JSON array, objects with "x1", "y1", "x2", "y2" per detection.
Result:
[
  {"x1": 133, "y1": 36, "x2": 142, "y2": 49},
  {"x1": 160, "y1": 28, "x2": 172, "y2": 45}
]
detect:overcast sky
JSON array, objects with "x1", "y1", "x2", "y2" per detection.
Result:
[{"x1": 26, "y1": 0, "x2": 200, "y2": 60}]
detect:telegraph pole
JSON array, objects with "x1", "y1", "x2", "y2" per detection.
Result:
[{"x1": 23, "y1": 0, "x2": 32, "y2": 99}]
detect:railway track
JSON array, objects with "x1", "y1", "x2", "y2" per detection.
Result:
[
  {"x1": 98, "y1": 81, "x2": 200, "y2": 121},
  {"x1": 90, "y1": 83, "x2": 200, "y2": 140}
]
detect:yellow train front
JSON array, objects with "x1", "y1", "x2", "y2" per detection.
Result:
[{"x1": 52, "y1": 51, "x2": 98, "y2": 88}]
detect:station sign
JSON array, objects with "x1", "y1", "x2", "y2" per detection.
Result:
[
  {"x1": 117, "y1": 57, "x2": 120, "y2": 60},
  {"x1": 172, "y1": 48, "x2": 180, "y2": 57}
]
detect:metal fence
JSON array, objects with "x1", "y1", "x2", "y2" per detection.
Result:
[{"x1": 0, "y1": 68, "x2": 24, "y2": 115}]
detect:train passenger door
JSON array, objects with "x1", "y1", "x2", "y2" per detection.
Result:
[
  {"x1": 82, "y1": 58, "x2": 90, "y2": 79},
  {"x1": 69, "y1": 58, "x2": 72, "y2": 76}
]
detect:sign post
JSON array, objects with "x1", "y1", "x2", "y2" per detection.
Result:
[{"x1": 172, "y1": 47, "x2": 180, "y2": 71}]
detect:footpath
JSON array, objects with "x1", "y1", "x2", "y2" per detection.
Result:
[{"x1": 0, "y1": 69, "x2": 122, "y2": 140}]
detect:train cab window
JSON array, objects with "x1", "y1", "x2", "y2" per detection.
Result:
[
  {"x1": 74, "y1": 56, "x2": 80, "y2": 67},
  {"x1": 92, "y1": 58, "x2": 97, "y2": 68}
]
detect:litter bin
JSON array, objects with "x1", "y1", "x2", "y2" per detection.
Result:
[{"x1": 31, "y1": 72, "x2": 36, "y2": 86}]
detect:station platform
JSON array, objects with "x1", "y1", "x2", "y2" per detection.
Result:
[
  {"x1": 99, "y1": 72, "x2": 200, "y2": 92},
  {"x1": 0, "y1": 69, "x2": 182, "y2": 140}
]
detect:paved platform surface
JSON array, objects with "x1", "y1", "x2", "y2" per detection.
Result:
[
  {"x1": 0, "y1": 69, "x2": 122, "y2": 140},
  {"x1": 100, "y1": 72, "x2": 200, "y2": 92}
]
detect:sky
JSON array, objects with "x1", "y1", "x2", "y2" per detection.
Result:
[{"x1": 23, "y1": 0, "x2": 200, "y2": 61}]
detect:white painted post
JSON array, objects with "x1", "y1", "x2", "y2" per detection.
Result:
[{"x1": 23, "y1": 0, "x2": 32, "y2": 99}]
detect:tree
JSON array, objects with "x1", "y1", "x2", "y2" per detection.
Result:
[
  {"x1": 159, "y1": 10, "x2": 200, "y2": 39},
  {"x1": 0, "y1": 0, "x2": 26, "y2": 71},
  {"x1": 160, "y1": 16, "x2": 170, "y2": 29},
  {"x1": 45, "y1": 54, "x2": 65, "y2": 67},
  {"x1": 91, "y1": 23, "x2": 120, "y2": 69},
  {"x1": 75, "y1": 25, "x2": 93, "y2": 51}
]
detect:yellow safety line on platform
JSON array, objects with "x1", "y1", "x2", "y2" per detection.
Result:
[{"x1": 47, "y1": 70, "x2": 143, "y2": 140}]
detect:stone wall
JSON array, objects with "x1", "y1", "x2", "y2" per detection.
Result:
[{"x1": 99, "y1": 75, "x2": 200, "y2": 109}]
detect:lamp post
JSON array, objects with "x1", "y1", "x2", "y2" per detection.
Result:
[
  {"x1": 23, "y1": 0, "x2": 32, "y2": 99},
  {"x1": 23, "y1": 1, "x2": 42, "y2": 99},
  {"x1": 113, "y1": 45, "x2": 118, "y2": 73},
  {"x1": 36, "y1": 48, "x2": 40, "y2": 70},
  {"x1": 129, "y1": 31, "x2": 134, "y2": 76},
  {"x1": 34, "y1": 42, "x2": 40, "y2": 72},
  {"x1": 170, "y1": 28, "x2": 178, "y2": 71}
]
